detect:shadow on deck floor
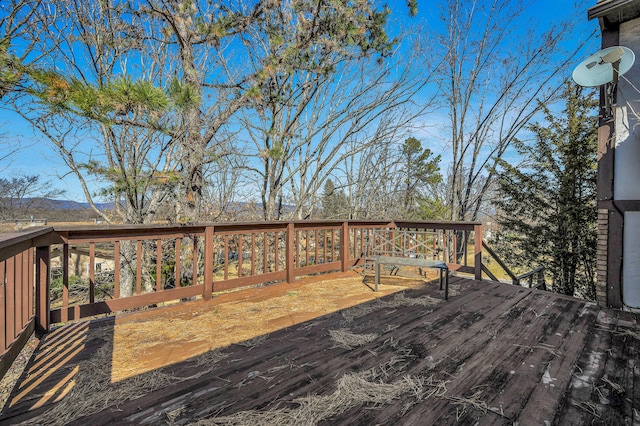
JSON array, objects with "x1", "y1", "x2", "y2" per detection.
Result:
[{"x1": 0, "y1": 272, "x2": 638, "y2": 425}]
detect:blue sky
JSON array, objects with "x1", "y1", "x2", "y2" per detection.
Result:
[{"x1": 0, "y1": 0, "x2": 600, "y2": 202}]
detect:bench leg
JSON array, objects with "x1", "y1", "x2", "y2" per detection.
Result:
[{"x1": 445, "y1": 269, "x2": 449, "y2": 300}]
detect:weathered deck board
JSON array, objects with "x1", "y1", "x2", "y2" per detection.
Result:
[
  {"x1": 555, "y1": 308, "x2": 640, "y2": 425},
  {"x1": 1, "y1": 274, "x2": 638, "y2": 425}
]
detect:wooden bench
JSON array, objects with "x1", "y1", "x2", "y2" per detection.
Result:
[{"x1": 371, "y1": 255, "x2": 449, "y2": 300}]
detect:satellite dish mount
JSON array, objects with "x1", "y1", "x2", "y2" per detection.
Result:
[{"x1": 572, "y1": 46, "x2": 636, "y2": 119}]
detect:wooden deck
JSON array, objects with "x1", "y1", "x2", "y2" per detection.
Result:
[{"x1": 0, "y1": 273, "x2": 638, "y2": 425}]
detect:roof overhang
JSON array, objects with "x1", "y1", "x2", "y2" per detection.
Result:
[{"x1": 588, "y1": 0, "x2": 640, "y2": 28}]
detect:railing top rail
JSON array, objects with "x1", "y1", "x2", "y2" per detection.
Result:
[
  {"x1": 52, "y1": 219, "x2": 482, "y2": 234},
  {"x1": 0, "y1": 220, "x2": 483, "y2": 246},
  {"x1": 0, "y1": 226, "x2": 54, "y2": 248},
  {"x1": 54, "y1": 224, "x2": 207, "y2": 243},
  {"x1": 0, "y1": 226, "x2": 56, "y2": 261},
  {"x1": 391, "y1": 219, "x2": 482, "y2": 226},
  {"x1": 392, "y1": 220, "x2": 482, "y2": 231},
  {"x1": 516, "y1": 266, "x2": 545, "y2": 280}
]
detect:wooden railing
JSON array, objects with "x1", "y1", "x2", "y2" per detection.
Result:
[
  {"x1": 0, "y1": 219, "x2": 483, "y2": 380},
  {"x1": 482, "y1": 241, "x2": 546, "y2": 289}
]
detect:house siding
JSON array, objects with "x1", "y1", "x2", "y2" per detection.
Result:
[{"x1": 591, "y1": 0, "x2": 640, "y2": 309}]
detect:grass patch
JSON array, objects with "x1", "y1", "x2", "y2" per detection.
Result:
[
  {"x1": 342, "y1": 292, "x2": 441, "y2": 323},
  {"x1": 194, "y1": 366, "x2": 428, "y2": 426},
  {"x1": 329, "y1": 329, "x2": 378, "y2": 350}
]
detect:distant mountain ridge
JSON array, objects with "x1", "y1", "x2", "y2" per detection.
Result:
[{"x1": 12, "y1": 198, "x2": 115, "y2": 210}]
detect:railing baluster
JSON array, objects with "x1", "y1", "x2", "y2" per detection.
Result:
[
  {"x1": 136, "y1": 240, "x2": 142, "y2": 295},
  {"x1": 274, "y1": 232, "x2": 279, "y2": 272},
  {"x1": 263, "y1": 232, "x2": 268, "y2": 274},
  {"x1": 222, "y1": 235, "x2": 228, "y2": 280},
  {"x1": 192, "y1": 236, "x2": 199, "y2": 285},
  {"x1": 433, "y1": 234, "x2": 437, "y2": 260},
  {"x1": 322, "y1": 230, "x2": 327, "y2": 263},
  {"x1": 203, "y1": 227, "x2": 214, "y2": 299},
  {"x1": 315, "y1": 230, "x2": 319, "y2": 265},
  {"x1": 295, "y1": 231, "x2": 299, "y2": 268},
  {"x1": 341, "y1": 222, "x2": 349, "y2": 271},
  {"x1": 443, "y1": 230, "x2": 448, "y2": 263},
  {"x1": 330, "y1": 230, "x2": 335, "y2": 262},
  {"x1": 305, "y1": 230, "x2": 309, "y2": 267},
  {"x1": 464, "y1": 231, "x2": 468, "y2": 266},
  {"x1": 156, "y1": 240, "x2": 162, "y2": 292},
  {"x1": 114, "y1": 242, "x2": 120, "y2": 299},
  {"x1": 286, "y1": 224, "x2": 295, "y2": 283},
  {"x1": 237, "y1": 235, "x2": 243, "y2": 278},
  {"x1": 89, "y1": 242, "x2": 95, "y2": 303},
  {"x1": 453, "y1": 233, "x2": 458, "y2": 265},
  {"x1": 175, "y1": 238, "x2": 182, "y2": 287},
  {"x1": 251, "y1": 233, "x2": 256, "y2": 276}
]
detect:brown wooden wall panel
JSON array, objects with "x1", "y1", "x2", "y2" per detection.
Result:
[
  {"x1": 5, "y1": 258, "x2": 15, "y2": 341},
  {"x1": 0, "y1": 262, "x2": 5, "y2": 352},
  {"x1": 14, "y1": 253, "x2": 23, "y2": 332},
  {"x1": 27, "y1": 248, "x2": 34, "y2": 323}
]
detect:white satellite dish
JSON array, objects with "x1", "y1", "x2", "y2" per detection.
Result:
[
  {"x1": 572, "y1": 46, "x2": 635, "y2": 87},
  {"x1": 572, "y1": 46, "x2": 636, "y2": 118}
]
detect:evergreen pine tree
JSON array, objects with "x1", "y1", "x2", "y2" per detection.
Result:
[
  {"x1": 494, "y1": 83, "x2": 597, "y2": 299},
  {"x1": 399, "y1": 137, "x2": 442, "y2": 218},
  {"x1": 321, "y1": 179, "x2": 349, "y2": 219}
]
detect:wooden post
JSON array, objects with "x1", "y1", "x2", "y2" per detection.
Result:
[
  {"x1": 474, "y1": 224, "x2": 483, "y2": 281},
  {"x1": 35, "y1": 246, "x2": 50, "y2": 334},
  {"x1": 203, "y1": 226, "x2": 214, "y2": 300},
  {"x1": 340, "y1": 221, "x2": 349, "y2": 272},
  {"x1": 286, "y1": 223, "x2": 295, "y2": 283}
]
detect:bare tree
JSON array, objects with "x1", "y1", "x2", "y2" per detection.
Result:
[
  {"x1": 8, "y1": 0, "x2": 182, "y2": 225},
  {"x1": 200, "y1": 152, "x2": 251, "y2": 222},
  {"x1": 0, "y1": 174, "x2": 62, "y2": 221},
  {"x1": 240, "y1": 46, "x2": 429, "y2": 220},
  {"x1": 430, "y1": 0, "x2": 596, "y2": 221},
  {"x1": 131, "y1": 0, "x2": 405, "y2": 222},
  {"x1": 336, "y1": 135, "x2": 442, "y2": 221},
  {"x1": 8, "y1": 0, "x2": 412, "y2": 225},
  {"x1": 338, "y1": 139, "x2": 401, "y2": 220}
]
